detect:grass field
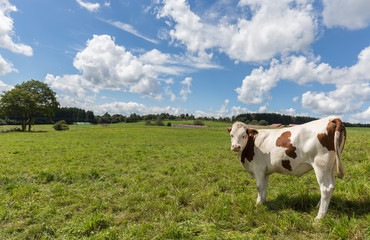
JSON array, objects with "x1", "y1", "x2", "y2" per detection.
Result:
[{"x1": 0, "y1": 122, "x2": 369, "y2": 239}]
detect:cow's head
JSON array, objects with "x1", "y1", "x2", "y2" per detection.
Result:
[{"x1": 227, "y1": 122, "x2": 248, "y2": 152}]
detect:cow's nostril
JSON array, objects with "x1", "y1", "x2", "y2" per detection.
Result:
[{"x1": 232, "y1": 145, "x2": 241, "y2": 151}]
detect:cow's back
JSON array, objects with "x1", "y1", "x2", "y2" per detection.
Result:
[{"x1": 254, "y1": 116, "x2": 343, "y2": 175}]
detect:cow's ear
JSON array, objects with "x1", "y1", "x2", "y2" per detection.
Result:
[{"x1": 227, "y1": 127, "x2": 232, "y2": 133}]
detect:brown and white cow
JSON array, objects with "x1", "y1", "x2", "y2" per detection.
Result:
[{"x1": 227, "y1": 116, "x2": 346, "y2": 219}]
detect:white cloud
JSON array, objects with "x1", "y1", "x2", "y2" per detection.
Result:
[
  {"x1": 95, "y1": 101, "x2": 182, "y2": 116},
  {"x1": 0, "y1": 54, "x2": 15, "y2": 75},
  {"x1": 195, "y1": 99, "x2": 252, "y2": 118},
  {"x1": 350, "y1": 106, "x2": 370, "y2": 123},
  {"x1": 0, "y1": 0, "x2": 32, "y2": 56},
  {"x1": 76, "y1": 0, "x2": 100, "y2": 12},
  {"x1": 157, "y1": 0, "x2": 317, "y2": 62},
  {"x1": 322, "y1": 0, "x2": 370, "y2": 30},
  {"x1": 139, "y1": 49, "x2": 170, "y2": 64},
  {"x1": 164, "y1": 85, "x2": 176, "y2": 101},
  {"x1": 47, "y1": 35, "x2": 219, "y2": 105},
  {"x1": 281, "y1": 108, "x2": 296, "y2": 116},
  {"x1": 258, "y1": 105, "x2": 268, "y2": 113},
  {"x1": 45, "y1": 74, "x2": 98, "y2": 99},
  {"x1": 236, "y1": 45, "x2": 370, "y2": 115},
  {"x1": 216, "y1": 99, "x2": 230, "y2": 117},
  {"x1": 235, "y1": 61, "x2": 280, "y2": 105},
  {"x1": 230, "y1": 106, "x2": 251, "y2": 116},
  {"x1": 301, "y1": 91, "x2": 355, "y2": 115},
  {"x1": 47, "y1": 35, "x2": 163, "y2": 100},
  {"x1": 179, "y1": 77, "x2": 192, "y2": 101},
  {"x1": 0, "y1": 80, "x2": 13, "y2": 92}
]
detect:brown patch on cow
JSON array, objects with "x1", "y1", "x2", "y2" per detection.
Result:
[
  {"x1": 317, "y1": 118, "x2": 345, "y2": 151},
  {"x1": 333, "y1": 118, "x2": 346, "y2": 150},
  {"x1": 227, "y1": 127, "x2": 232, "y2": 133},
  {"x1": 276, "y1": 131, "x2": 297, "y2": 159},
  {"x1": 282, "y1": 160, "x2": 292, "y2": 171},
  {"x1": 241, "y1": 128, "x2": 259, "y2": 163}
]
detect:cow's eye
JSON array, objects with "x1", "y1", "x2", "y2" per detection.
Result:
[{"x1": 230, "y1": 134, "x2": 234, "y2": 138}]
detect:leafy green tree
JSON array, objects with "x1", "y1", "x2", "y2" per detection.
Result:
[
  {"x1": 258, "y1": 120, "x2": 268, "y2": 126},
  {"x1": 0, "y1": 80, "x2": 59, "y2": 131}
]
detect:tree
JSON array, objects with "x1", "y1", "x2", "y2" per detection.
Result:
[
  {"x1": 0, "y1": 80, "x2": 59, "y2": 131},
  {"x1": 258, "y1": 120, "x2": 268, "y2": 126}
]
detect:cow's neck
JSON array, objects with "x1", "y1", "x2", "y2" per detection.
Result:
[{"x1": 240, "y1": 128, "x2": 259, "y2": 164}]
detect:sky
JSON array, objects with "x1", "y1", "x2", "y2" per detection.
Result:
[{"x1": 0, "y1": 0, "x2": 370, "y2": 123}]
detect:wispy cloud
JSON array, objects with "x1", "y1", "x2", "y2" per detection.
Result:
[
  {"x1": 99, "y1": 18, "x2": 159, "y2": 44},
  {"x1": 76, "y1": 0, "x2": 100, "y2": 12}
]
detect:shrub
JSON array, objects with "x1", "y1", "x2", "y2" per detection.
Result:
[
  {"x1": 258, "y1": 120, "x2": 269, "y2": 126},
  {"x1": 193, "y1": 120, "x2": 204, "y2": 126},
  {"x1": 155, "y1": 119, "x2": 165, "y2": 126},
  {"x1": 167, "y1": 122, "x2": 172, "y2": 127},
  {"x1": 53, "y1": 120, "x2": 69, "y2": 131}
]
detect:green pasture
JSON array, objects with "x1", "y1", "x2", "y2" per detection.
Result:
[{"x1": 0, "y1": 123, "x2": 369, "y2": 239}]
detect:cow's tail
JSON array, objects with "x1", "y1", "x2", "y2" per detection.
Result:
[{"x1": 333, "y1": 119, "x2": 346, "y2": 179}]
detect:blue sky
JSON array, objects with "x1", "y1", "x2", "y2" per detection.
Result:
[{"x1": 1, "y1": 0, "x2": 370, "y2": 123}]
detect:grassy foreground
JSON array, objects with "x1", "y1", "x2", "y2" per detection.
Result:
[{"x1": 0, "y1": 123, "x2": 369, "y2": 239}]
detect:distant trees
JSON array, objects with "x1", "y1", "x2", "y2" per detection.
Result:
[
  {"x1": 1, "y1": 82, "x2": 369, "y2": 129},
  {"x1": 54, "y1": 107, "x2": 94, "y2": 124},
  {"x1": 232, "y1": 113, "x2": 317, "y2": 125},
  {"x1": 0, "y1": 80, "x2": 59, "y2": 131}
]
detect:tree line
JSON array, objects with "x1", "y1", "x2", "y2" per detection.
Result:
[
  {"x1": 232, "y1": 113, "x2": 317, "y2": 125},
  {"x1": 0, "y1": 80, "x2": 369, "y2": 131}
]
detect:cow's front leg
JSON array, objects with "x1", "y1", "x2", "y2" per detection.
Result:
[{"x1": 255, "y1": 173, "x2": 269, "y2": 205}]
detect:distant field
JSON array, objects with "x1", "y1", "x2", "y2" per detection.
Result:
[{"x1": 0, "y1": 123, "x2": 369, "y2": 239}]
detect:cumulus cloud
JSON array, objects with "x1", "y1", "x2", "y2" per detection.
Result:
[
  {"x1": 322, "y1": 0, "x2": 370, "y2": 30},
  {"x1": 0, "y1": 0, "x2": 30, "y2": 93},
  {"x1": 0, "y1": 0, "x2": 32, "y2": 56},
  {"x1": 76, "y1": 0, "x2": 100, "y2": 12},
  {"x1": 218, "y1": 99, "x2": 230, "y2": 115},
  {"x1": 236, "y1": 45, "x2": 370, "y2": 115},
  {"x1": 301, "y1": 91, "x2": 355, "y2": 115},
  {"x1": 195, "y1": 99, "x2": 253, "y2": 118},
  {"x1": 46, "y1": 35, "x2": 163, "y2": 100},
  {"x1": 0, "y1": 54, "x2": 15, "y2": 75},
  {"x1": 236, "y1": 61, "x2": 280, "y2": 105},
  {"x1": 164, "y1": 85, "x2": 176, "y2": 102},
  {"x1": 179, "y1": 77, "x2": 192, "y2": 101},
  {"x1": 258, "y1": 105, "x2": 268, "y2": 113},
  {"x1": 45, "y1": 74, "x2": 98, "y2": 99},
  {"x1": 0, "y1": 80, "x2": 13, "y2": 92},
  {"x1": 95, "y1": 101, "x2": 182, "y2": 116},
  {"x1": 46, "y1": 35, "x2": 216, "y2": 105},
  {"x1": 350, "y1": 106, "x2": 370, "y2": 123},
  {"x1": 281, "y1": 108, "x2": 296, "y2": 116},
  {"x1": 230, "y1": 106, "x2": 251, "y2": 116},
  {"x1": 156, "y1": 0, "x2": 317, "y2": 62}
]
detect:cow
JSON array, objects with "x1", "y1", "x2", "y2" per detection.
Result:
[{"x1": 227, "y1": 116, "x2": 346, "y2": 219}]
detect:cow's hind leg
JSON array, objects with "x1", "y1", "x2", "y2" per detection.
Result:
[
  {"x1": 255, "y1": 173, "x2": 269, "y2": 205},
  {"x1": 313, "y1": 155, "x2": 336, "y2": 219}
]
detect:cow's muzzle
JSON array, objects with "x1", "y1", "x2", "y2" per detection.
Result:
[{"x1": 231, "y1": 145, "x2": 241, "y2": 152}]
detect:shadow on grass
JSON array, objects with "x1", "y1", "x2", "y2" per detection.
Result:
[
  {"x1": 266, "y1": 193, "x2": 370, "y2": 217},
  {"x1": 0, "y1": 128, "x2": 48, "y2": 133}
]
